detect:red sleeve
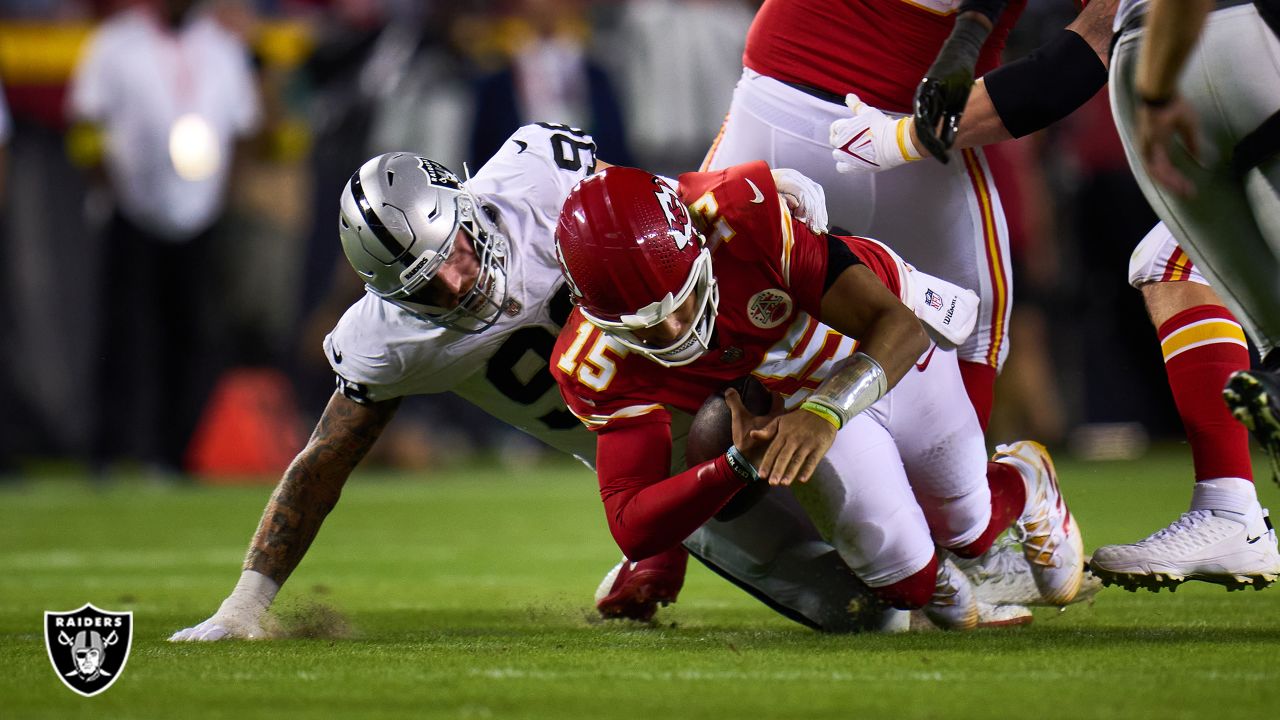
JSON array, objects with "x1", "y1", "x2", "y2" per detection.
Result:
[
  {"x1": 789, "y1": 223, "x2": 832, "y2": 317},
  {"x1": 596, "y1": 420, "x2": 747, "y2": 560}
]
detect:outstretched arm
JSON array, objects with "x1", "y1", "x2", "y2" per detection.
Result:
[
  {"x1": 170, "y1": 390, "x2": 400, "y2": 641},
  {"x1": 832, "y1": 0, "x2": 1115, "y2": 172}
]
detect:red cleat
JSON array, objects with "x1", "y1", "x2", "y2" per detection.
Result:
[{"x1": 594, "y1": 546, "x2": 688, "y2": 621}]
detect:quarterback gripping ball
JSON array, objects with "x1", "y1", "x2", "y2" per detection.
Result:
[{"x1": 686, "y1": 377, "x2": 773, "y2": 521}]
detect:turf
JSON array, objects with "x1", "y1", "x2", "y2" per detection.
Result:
[{"x1": 4, "y1": 446, "x2": 1280, "y2": 719}]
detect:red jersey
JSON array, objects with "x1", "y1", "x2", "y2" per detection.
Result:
[
  {"x1": 554, "y1": 161, "x2": 905, "y2": 434},
  {"x1": 550, "y1": 162, "x2": 908, "y2": 559},
  {"x1": 743, "y1": 0, "x2": 1026, "y2": 114}
]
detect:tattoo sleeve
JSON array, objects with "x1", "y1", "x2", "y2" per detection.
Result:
[{"x1": 243, "y1": 389, "x2": 401, "y2": 585}]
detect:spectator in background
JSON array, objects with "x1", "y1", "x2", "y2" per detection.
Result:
[
  {"x1": 468, "y1": 0, "x2": 633, "y2": 167},
  {"x1": 68, "y1": 0, "x2": 261, "y2": 476}
]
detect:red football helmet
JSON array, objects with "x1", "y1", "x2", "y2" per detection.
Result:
[{"x1": 555, "y1": 167, "x2": 718, "y2": 367}]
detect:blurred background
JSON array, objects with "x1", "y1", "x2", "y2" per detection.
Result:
[{"x1": 0, "y1": 0, "x2": 1193, "y2": 481}]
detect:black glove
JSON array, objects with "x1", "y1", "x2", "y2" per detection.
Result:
[{"x1": 913, "y1": 13, "x2": 992, "y2": 164}]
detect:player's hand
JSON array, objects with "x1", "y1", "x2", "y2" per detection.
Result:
[
  {"x1": 830, "y1": 94, "x2": 923, "y2": 175},
  {"x1": 913, "y1": 72, "x2": 971, "y2": 163},
  {"x1": 1136, "y1": 96, "x2": 1201, "y2": 198},
  {"x1": 770, "y1": 168, "x2": 829, "y2": 234},
  {"x1": 913, "y1": 10, "x2": 992, "y2": 163},
  {"x1": 724, "y1": 387, "x2": 781, "y2": 470},
  {"x1": 169, "y1": 595, "x2": 271, "y2": 641},
  {"x1": 752, "y1": 408, "x2": 838, "y2": 487}
]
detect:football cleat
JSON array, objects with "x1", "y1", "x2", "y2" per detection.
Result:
[
  {"x1": 951, "y1": 535, "x2": 1103, "y2": 607},
  {"x1": 594, "y1": 546, "x2": 688, "y2": 622},
  {"x1": 993, "y1": 441, "x2": 1085, "y2": 605},
  {"x1": 1224, "y1": 369, "x2": 1280, "y2": 481},
  {"x1": 922, "y1": 557, "x2": 979, "y2": 631},
  {"x1": 976, "y1": 601, "x2": 1034, "y2": 628},
  {"x1": 1089, "y1": 505, "x2": 1280, "y2": 592}
]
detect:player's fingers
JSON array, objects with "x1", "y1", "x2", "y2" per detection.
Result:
[
  {"x1": 194, "y1": 623, "x2": 229, "y2": 641},
  {"x1": 844, "y1": 92, "x2": 863, "y2": 113},
  {"x1": 767, "y1": 439, "x2": 800, "y2": 486},
  {"x1": 794, "y1": 447, "x2": 825, "y2": 486}
]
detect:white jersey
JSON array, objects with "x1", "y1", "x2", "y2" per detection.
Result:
[{"x1": 323, "y1": 123, "x2": 602, "y2": 464}]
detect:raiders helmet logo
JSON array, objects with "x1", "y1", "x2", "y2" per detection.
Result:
[
  {"x1": 45, "y1": 604, "x2": 133, "y2": 697},
  {"x1": 747, "y1": 289, "x2": 794, "y2": 329}
]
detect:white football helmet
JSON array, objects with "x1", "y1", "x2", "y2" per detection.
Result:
[{"x1": 338, "y1": 152, "x2": 509, "y2": 333}]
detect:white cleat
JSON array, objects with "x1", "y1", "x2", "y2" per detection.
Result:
[
  {"x1": 952, "y1": 535, "x2": 1103, "y2": 608},
  {"x1": 993, "y1": 441, "x2": 1085, "y2": 605},
  {"x1": 1089, "y1": 505, "x2": 1280, "y2": 592},
  {"x1": 976, "y1": 602, "x2": 1033, "y2": 628},
  {"x1": 922, "y1": 557, "x2": 979, "y2": 631}
]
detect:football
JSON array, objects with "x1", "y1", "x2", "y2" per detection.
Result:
[{"x1": 686, "y1": 376, "x2": 775, "y2": 520}]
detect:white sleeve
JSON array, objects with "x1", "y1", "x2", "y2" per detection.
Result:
[
  {"x1": 226, "y1": 39, "x2": 261, "y2": 136},
  {"x1": 67, "y1": 30, "x2": 111, "y2": 122},
  {"x1": 468, "y1": 123, "x2": 598, "y2": 215}
]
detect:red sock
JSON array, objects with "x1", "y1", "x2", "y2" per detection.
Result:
[
  {"x1": 1158, "y1": 304, "x2": 1253, "y2": 482},
  {"x1": 951, "y1": 461, "x2": 1027, "y2": 558},
  {"x1": 872, "y1": 555, "x2": 938, "y2": 610},
  {"x1": 958, "y1": 360, "x2": 996, "y2": 431}
]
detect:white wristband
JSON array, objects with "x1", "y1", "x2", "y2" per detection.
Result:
[{"x1": 228, "y1": 570, "x2": 280, "y2": 610}]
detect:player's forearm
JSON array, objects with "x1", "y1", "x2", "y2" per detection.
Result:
[
  {"x1": 596, "y1": 423, "x2": 747, "y2": 560},
  {"x1": 854, "y1": 307, "x2": 930, "y2": 389},
  {"x1": 243, "y1": 393, "x2": 400, "y2": 585},
  {"x1": 1136, "y1": 0, "x2": 1212, "y2": 102}
]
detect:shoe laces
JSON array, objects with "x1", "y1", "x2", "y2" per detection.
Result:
[
  {"x1": 1141, "y1": 510, "x2": 1213, "y2": 546},
  {"x1": 956, "y1": 535, "x2": 1025, "y2": 584}
]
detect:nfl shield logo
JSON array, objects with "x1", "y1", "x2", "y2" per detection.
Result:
[
  {"x1": 924, "y1": 289, "x2": 944, "y2": 311},
  {"x1": 44, "y1": 604, "x2": 133, "y2": 697}
]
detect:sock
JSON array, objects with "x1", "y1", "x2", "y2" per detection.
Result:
[
  {"x1": 958, "y1": 360, "x2": 996, "y2": 431},
  {"x1": 870, "y1": 555, "x2": 938, "y2": 610},
  {"x1": 1189, "y1": 477, "x2": 1258, "y2": 515},
  {"x1": 1158, "y1": 304, "x2": 1253, "y2": 483},
  {"x1": 951, "y1": 461, "x2": 1027, "y2": 558}
]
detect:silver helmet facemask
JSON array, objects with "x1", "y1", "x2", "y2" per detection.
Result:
[{"x1": 339, "y1": 153, "x2": 509, "y2": 334}]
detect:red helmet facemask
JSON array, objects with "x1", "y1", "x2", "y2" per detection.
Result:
[{"x1": 555, "y1": 168, "x2": 718, "y2": 367}]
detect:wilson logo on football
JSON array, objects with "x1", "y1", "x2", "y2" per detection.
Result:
[{"x1": 747, "y1": 289, "x2": 793, "y2": 329}]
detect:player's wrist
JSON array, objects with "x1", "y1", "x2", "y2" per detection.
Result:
[
  {"x1": 225, "y1": 569, "x2": 280, "y2": 612},
  {"x1": 724, "y1": 445, "x2": 762, "y2": 484},
  {"x1": 800, "y1": 400, "x2": 843, "y2": 430},
  {"x1": 896, "y1": 117, "x2": 925, "y2": 163}
]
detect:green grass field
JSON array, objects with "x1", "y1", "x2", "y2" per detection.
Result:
[{"x1": 4, "y1": 446, "x2": 1280, "y2": 719}]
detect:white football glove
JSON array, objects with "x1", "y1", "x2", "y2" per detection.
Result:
[
  {"x1": 830, "y1": 93, "x2": 925, "y2": 175},
  {"x1": 169, "y1": 570, "x2": 279, "y2": 642},
  {"x1": 770, "y1": 168, "x2": 829, "y2": 234}
]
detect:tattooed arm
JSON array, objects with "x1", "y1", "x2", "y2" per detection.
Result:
[
  {"x1": 245, "y1": 390, "x2": 400, "y2": 583},
  {"x1": 169, "y1": 390, "x2": 400, "y2": 641}
]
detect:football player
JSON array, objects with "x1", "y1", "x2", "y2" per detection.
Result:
[
  {"x1": 550, "y1": 163, "x2": 1087, "y2": 629},
  {"x1": 170, "y1": 123, "x2": 919, "y2": 641},
  {"x1": 838, "y1": 0, "x2": 1280, "y2": 592}
]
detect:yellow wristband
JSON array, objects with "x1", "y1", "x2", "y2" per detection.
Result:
[
  {"x1": 896, "y1": 118, "x2": 923, "y2": 162},
  {"x1": 801, "y1": 400, "x2": 843, "y2": 430}
]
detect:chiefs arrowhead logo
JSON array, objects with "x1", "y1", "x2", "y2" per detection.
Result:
[{"x1": 654, "y1": 179, "x2": 694, "y2": 251}]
